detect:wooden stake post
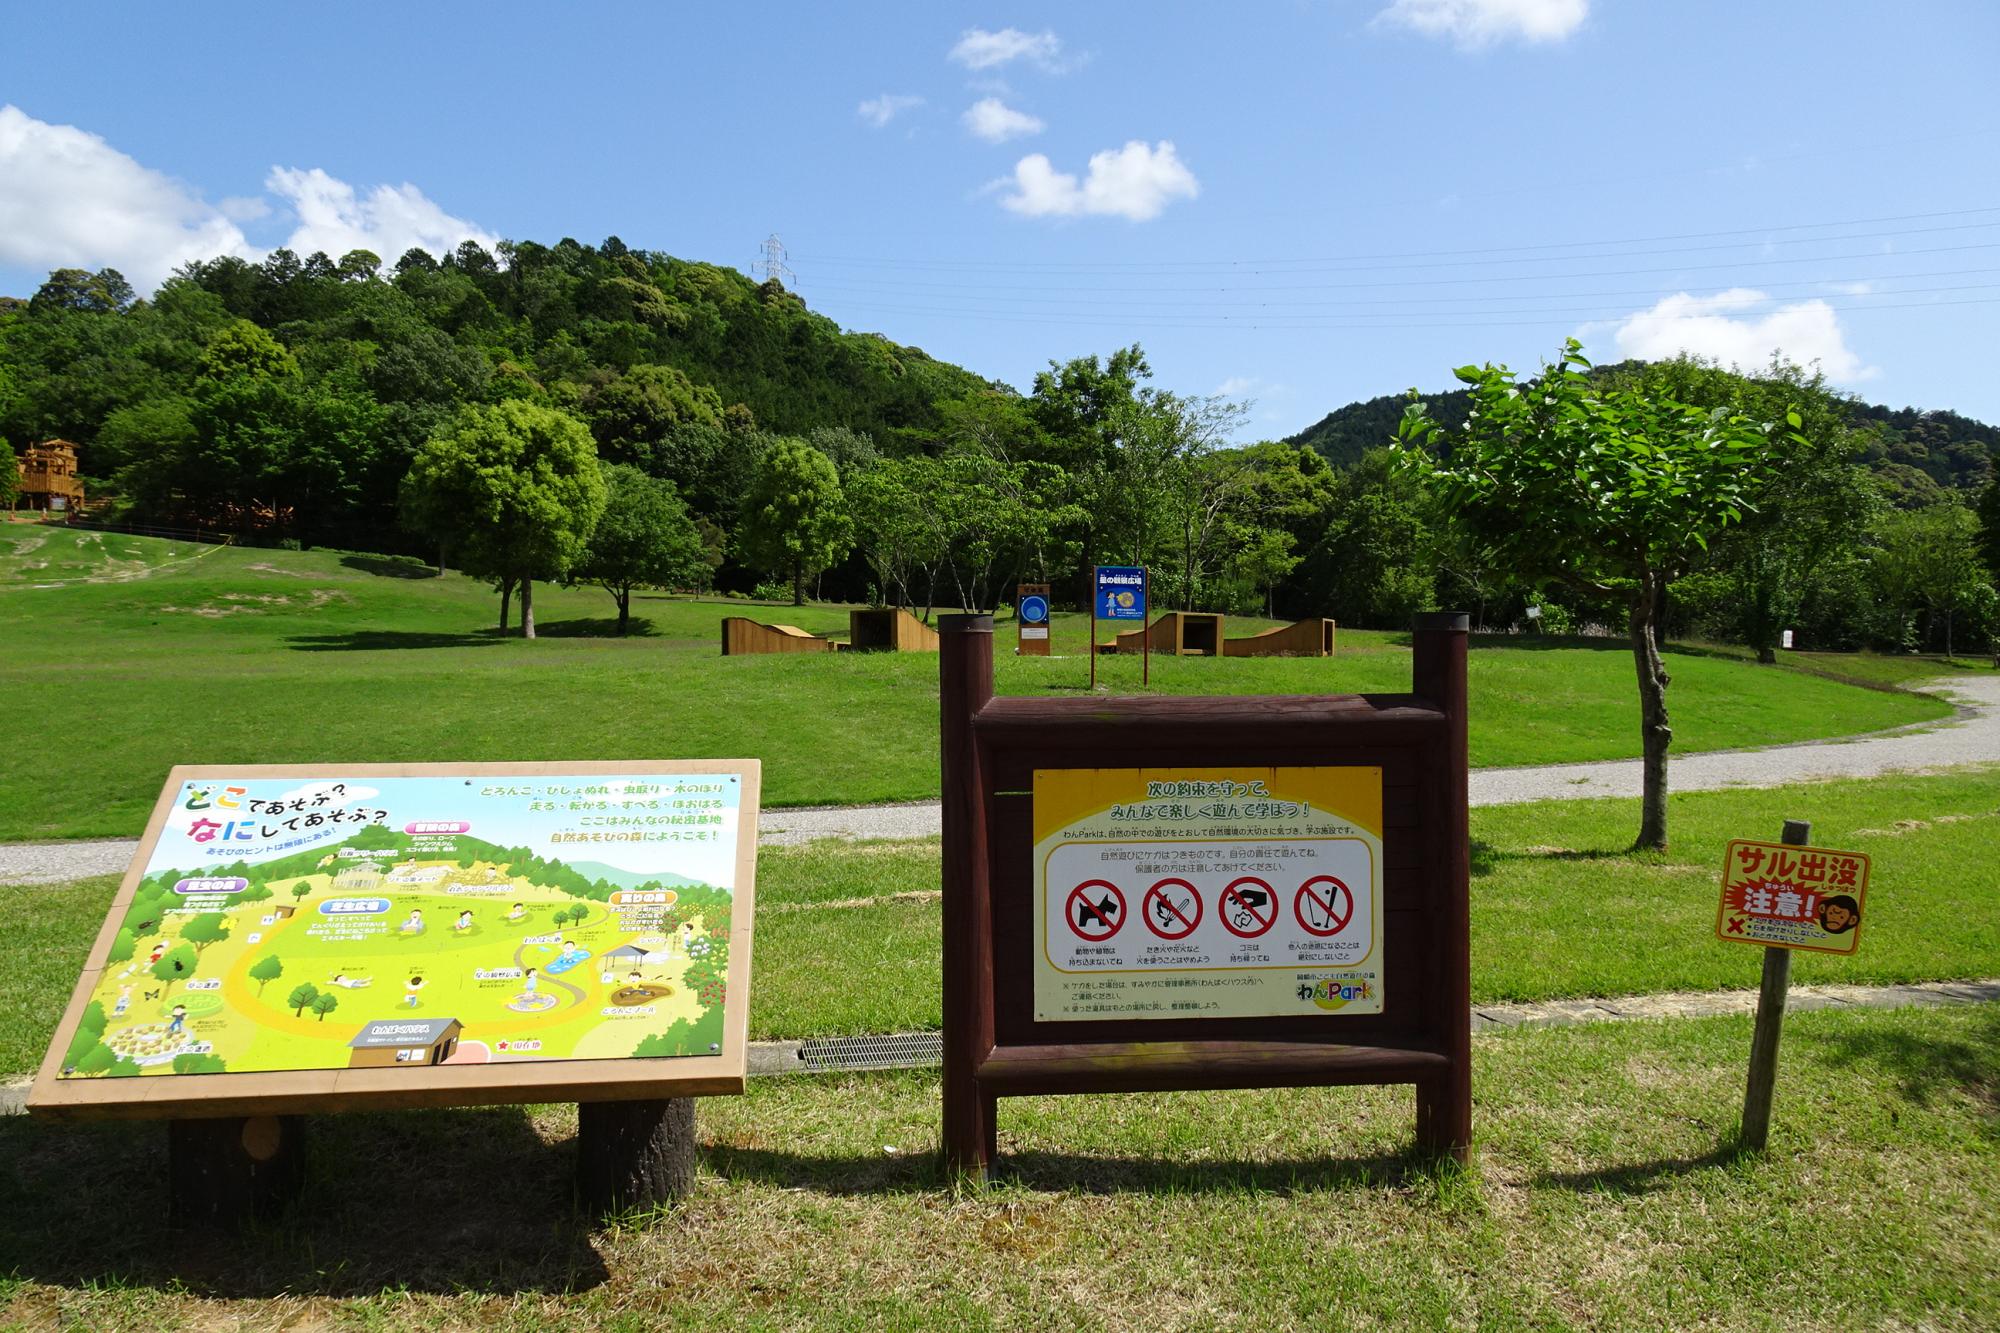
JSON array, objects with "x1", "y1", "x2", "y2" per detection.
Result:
[
  {"x1": 1739, "y1": 817, "x2": 1810, "y2": 1152},
  {"x1": 940, "y1": 611, "x2": 1474, "y2": 1181}
]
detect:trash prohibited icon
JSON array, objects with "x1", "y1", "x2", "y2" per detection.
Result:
[
  {"x1": 1219, "y1": 875, "x2": 1278, "y2": 938},
  {"x1": 1142, "y1": 877, "x2": 1202, "y2": 940},
  {"x1": 1294, "y1": 875, "x2": 1355, "y2": 937},
  {"x1": 1066, "y1": 879, "x2": 1126, "y2": 941}
]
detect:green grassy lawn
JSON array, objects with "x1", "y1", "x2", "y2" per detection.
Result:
[
  {"x1": 1, "y1": 1003, "x2": 1992, "y2": 1329},
  {"x1": 10, "y1": 769, "x2": 1994, "y2": 1061},
  {"x1": 0, "y1": 531, "x2": 1956, "y2": 841}
]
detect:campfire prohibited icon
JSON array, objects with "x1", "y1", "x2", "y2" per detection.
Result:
[
  {"x1": 1066, "y1": 879, "x2": 1126, "y2": 941},
  {"x1": 1294, "y1": 874, "x2": 1355, "y2": 937},
  {"x1": 1142, "y1": 877, "x2": 1202, "y2": 940},
  {"x1": 1219, "y1": 875, "x2": 1278, "y2": 939}
]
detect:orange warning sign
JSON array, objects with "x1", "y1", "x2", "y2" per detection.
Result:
[{"x1": 1715, "y1": 839, "x2": 1870, "y2": 955}]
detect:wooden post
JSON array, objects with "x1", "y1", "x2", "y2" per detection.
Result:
[
  {"x1": 939, "y1": 614, "x2": 997, "y2": 1179},
  {"x1": 168, "y1": 1114, "x2": 308, "y2": 1225},
  {"x1": 576, "y1": 1097, "x2": 697, "y2": 1211},
  {"x1": 1410, "y1": 612, "x2": 1473, "y2": 1162},
  {"x1": 1089, "y1": 580, "x2": 1098, "y2": 691},
  {"x1": 1739, "y1": 818, "x2": 1810, "y2": 1152}
]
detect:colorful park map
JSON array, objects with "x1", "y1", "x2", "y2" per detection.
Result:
[{"x1": 57, "y1": 772, "x2": 747, "y2": 1080}]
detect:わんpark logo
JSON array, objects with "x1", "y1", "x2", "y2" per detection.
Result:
[{"x1": 1298, "y1": 976, "x2": 1373, "y2": 1011}]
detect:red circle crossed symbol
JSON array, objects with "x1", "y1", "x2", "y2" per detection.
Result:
[
  {"x1": 1219, "y1": 875, "x2": 1278, "y2": 939},
  {"x1": 1066, "y1": 879, "x2": 1126, "y2": 942},
  {"x1": 1142, "y1": 877, "x2": 1202, "y2": 940},
  {"x1": 1294, "y1": 875, "x2": 1355, "y2": 937}
]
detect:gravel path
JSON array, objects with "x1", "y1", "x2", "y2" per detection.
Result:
[{"x1": 4, "y1": 677, "x2": 1992, "y2": 885}]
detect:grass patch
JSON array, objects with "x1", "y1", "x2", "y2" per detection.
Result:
[
  {"x1": 0, "y1": 1004, "x2": 1992, "y2": 1328},
  {"x1": 0, "y1": 535, "x2": 1955, "y2": 840}
]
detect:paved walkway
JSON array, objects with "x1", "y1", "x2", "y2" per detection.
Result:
[
  {"x1": 5, "y1": 978, "x2": 1989, "y2": 1107},
  {"x1": 3, "y1": 677, "x2": 1993, "y2": 884}
]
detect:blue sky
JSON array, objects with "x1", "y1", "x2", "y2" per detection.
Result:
[{"x1": 5, "y1": 1, "x2": 1998, "y2": 430}]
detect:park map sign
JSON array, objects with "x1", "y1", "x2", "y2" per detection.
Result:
[{"x1": 31, "y1": 761, "x2": 759, "y2": 1120}]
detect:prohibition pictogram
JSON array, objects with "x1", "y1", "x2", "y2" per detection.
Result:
[
  {"x1": 1218, "y1": 875, "x2": 1278, "y2": 938},
  {"x1": 1066, "y1": 879, "x2": 1126, "y2": 941},
  {"x1": 1142, "y1": 877, "x2": 1202, "y2": 940},
  {"x1": 1294, "y1": 875, "x2": 1355, "y2": 937}
]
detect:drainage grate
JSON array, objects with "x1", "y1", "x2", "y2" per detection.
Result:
[{"x1": 796, "y1": 1031, "x2": 943, "y2": 1072}]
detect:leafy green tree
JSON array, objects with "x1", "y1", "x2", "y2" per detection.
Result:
[
  {"x1": 1977, "y1": 480, "x2": 2000, "y2": 583},
  {"x1": 0, "y1": 441, "x2": 17, "y2": 513},
  {"x1": 249, "y1": 955, "x2": 284, "y2": 994},
  {"x1": 400, "y1": 400, "x2": 608, "y2": 637},
  {"x1": 571, "y1": 464, "x2": 708, "y2": 633},
  {"x1": 73, "y1": 1044, "x2": 116, "y2": 1077},
  {"x1": 179, "y1": 912, "x2": 231, "y2": 952},
  {"x1": 150, "y1": 944, "x2": 198, "y2": 996},
  {"x1": 310, "y1": 992, "x2": 339, "y2": 1022},
  {"x1": 287, "y1": 982, "x2": 320, "y2": 1017},
  {"x1": 1397, "y1": 339, "x2": 1789, "y2": 850},
  {"x1": 171, "y1": 1052, "x2": 228, "y2": 1074},
  {"x1": 106, "y1": 925, "x2": 137, "y2": 965},
  {"x1": 738, "y1": 437, "x2": 851, "y2": 605},
  {"x1": 290, "y1": 881, "x2": 312, "y2": 903},
  {"x1": 1873, "y1": 501, "x2": 1988, "y2": 659}
]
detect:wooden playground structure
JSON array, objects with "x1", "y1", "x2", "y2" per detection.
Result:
[
  {"x1": 848, "y1": 607, "x2": 939, "y2": 652},
  {"x1": 1112, "y1": 611, "x2": 1224, "y2": 656},
  {"x1": 720, "y1": 617, "x2": 834, "y2": 655},
  {"x1": 1224, "y1": 618, "x2": 1338, "y2": 658}
]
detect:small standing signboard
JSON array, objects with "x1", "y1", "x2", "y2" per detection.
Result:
[
  {"x1": 1016, "y1": 583, "x2": 1051, "y2": 657},
  {"x1": 1092, "y1": 565, "x2": 1148, "y2": 689},
  {"x1": 29, "y1": 760, "x2": 760, "y2": 1217}
]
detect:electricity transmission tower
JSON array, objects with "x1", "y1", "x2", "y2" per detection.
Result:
[{"x1": 753, "y1": 233, "x2": 796, "y2": 289}]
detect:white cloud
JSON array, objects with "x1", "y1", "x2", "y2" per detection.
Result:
[
  {"x1": 963, "y1": 97, "x2": 1045, "y2": 143},
  {"x1": 858, "y1": 93, "x2": 924, "y2": 128},
  {"x1": 949, "y1": 27, "x2": 1066, "y2": 72},
  {"x1": 998, "y1": 140, "x2": 1199, "y2": 223},
  {"x1": 267, "y1": 167, "x2": 499, "y2": 267},
  {"x1": 1599, "y1": 288, "x2": 1876, "y2": 382},
  {"x1": 0, "y1": 105, "x2": 498, "y2": 291},
  {"x1": 1217, "y1": 376, "x2": 1258, "y2": 397},
  {"x1": 0, "y1": 104, "x2": 254, "y2": 290},
  {"x1": 1374, "y1": 0, "x2": 1589, "y2": 47}
]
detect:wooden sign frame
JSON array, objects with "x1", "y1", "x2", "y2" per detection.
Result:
[
  {"x1": 29, "y1": 760, "x2": 760, "y2": 1123},
  {"x1": 939, "y1": 613, "x2": 1471, "y2": 1178}
]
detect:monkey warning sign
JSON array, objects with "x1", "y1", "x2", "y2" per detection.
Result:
[
  {"x1": 1716, "y1": 838, "x2": 1870, "y2": 954},
  {"x1": 1033, "y1": 767, "x2": 1384, "y2": 1021}
]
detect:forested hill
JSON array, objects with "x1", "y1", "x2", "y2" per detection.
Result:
[
  {"x1": 0, "y1": 239, "x2": 999, "y2": 544},
  {"x1": 1287, "y1": 372, "x2": 2000, "y2": 494}
]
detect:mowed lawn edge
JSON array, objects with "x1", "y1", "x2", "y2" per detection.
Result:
[{"x1": 0, "y1": 533, "x2": 1967, "y2": 841}]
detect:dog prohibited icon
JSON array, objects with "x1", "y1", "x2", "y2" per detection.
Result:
[
  {"x1": 1066, "y1": 879, "x2": 1126, "y2": 941},
  {"x1": 1294, "y1": 875, "x2": 1355, "y2": 937},
  {"x1": 1142, "y1": 877, "x2": 1202, "y2": 940},
  {"x1": 1219, "y1": 876, "x2": 1278, "y2": 938}
]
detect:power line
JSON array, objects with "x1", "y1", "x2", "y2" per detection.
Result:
[{"x1": 752, "y1": 233, "x2": 796, "y2": 289}]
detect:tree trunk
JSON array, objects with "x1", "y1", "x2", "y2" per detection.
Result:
[
  {"x1": 1629, "y1": 582, "x2": 1672, "y2": 851},
  {"x1": 498, "y1": 578, "x2": 514, "y2": 633},
  {"x1": 1757, "y1": 645, "x2": 1776, "y2": 665},
  {"x1": 617, "y1": 588, "x2": 630, "y2": 636},
  {"x1": 792, "y1": 563, "x2": 804, "y2": 606},
  {"x1": 521, "y1": 578, "x2": 536, "y2": 639}
]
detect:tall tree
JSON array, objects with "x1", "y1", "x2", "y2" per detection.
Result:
[
  {"x1": 737, "y1": 437, "x2": 851, "y2": 605},
  {"x1": 572, "y1": 464, "x2": 708, "y2": 633},
  {"x1": 1873, "y1": 501, "x2": 1988, "y2": 659},
  {"x1": 400, "y1": 401, "x2": 608, "y2": 637},
  {"x1": 1397, "y1": 340, "x2": 1790, "y2": 850}
]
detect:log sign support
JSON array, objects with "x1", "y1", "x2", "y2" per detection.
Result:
[{"x1": 940, "y1": 611, "x2": 1474, "y2": 1182}]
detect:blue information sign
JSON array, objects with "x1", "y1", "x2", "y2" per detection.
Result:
[
  {"x1": 1019, "y1": 594, "x2": 1050, "y2": 625},
  {"x1": 1096, "y1": 566, "x2": 1146, "y2": 621}
]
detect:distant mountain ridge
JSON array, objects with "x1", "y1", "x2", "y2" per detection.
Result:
[{"x1": 1286, "y1": 371, "x2": 2000, "y2": 494}]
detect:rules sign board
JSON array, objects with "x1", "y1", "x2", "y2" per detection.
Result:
[
  {"x1": 1033, "y1": 766, "x2": 1384, "y2": 1021},
  {"x1": 1716, "y1": 838, "x2": 1870, "y2": 954}
]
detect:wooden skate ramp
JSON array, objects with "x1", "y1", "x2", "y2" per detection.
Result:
[
  {"x1": 1224, "y1": 618, "x2": 1337, "y2": 658},
  {"x1": 721, "y1": 617, "x2": 835, "y2": 655}
]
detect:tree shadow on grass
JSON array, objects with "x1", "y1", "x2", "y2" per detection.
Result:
[
  {"x1": 1471, "y1": 839, "x2": 1639, "y2": 880},
  {"x1": 287, "y1": 629, "x2": 502, "y2": 651},
  {"x1": 0, "y1": 1106, "x2": 610, "y2": 1297},
  {"x1": 705, "y1": 1141, "x2": 1458, "y2": 1198},
  {"x1": 338, "y1": 554, "x2": 440, "y2": 580},
  {"x1": 533, "y1": 616, "x2": 659, "y2": 639},
  {"x1": 1807, "y1": 1004, "x2": 2000, "y2": 1129}
]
